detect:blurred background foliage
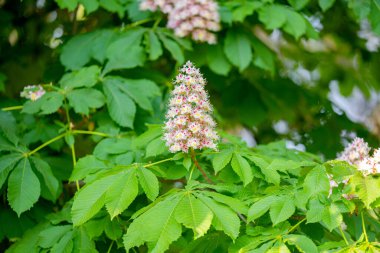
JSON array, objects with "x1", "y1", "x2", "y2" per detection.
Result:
[{"x1": 1, "y1": 0, "x2": 380, "y2": 161}]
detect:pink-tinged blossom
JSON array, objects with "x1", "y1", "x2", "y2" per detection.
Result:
[
  {"x1": 139, "y1": 0, "x2": 221, "y2": 44},
  {"x1": 20, "y1": 85, "x2": 46, "y2": 101},
  {"x1": 163, "y1": 61, "x2": 218, "y2": 153},
  {"x1": 338, "y1": 137, "x2": 380, "y2": 176},
  {"x1": 338, "y1": 137, "x2": 370, "y2": 166}
]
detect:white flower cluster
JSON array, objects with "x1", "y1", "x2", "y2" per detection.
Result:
[
  {"x1": 20, "y1": 85, "x2": 46, "y2": 101},
  {"x1": 358, "y1": 20, "x2": 380, "y2": 52},
  {"x1": 163, "y1": 61, "x2": 218, "y2": 153},
  {"x1": 140, "y1": 0, "x2": 221, "y2": 44},
  {"x1": 338, "y1": 137, "x2": 380, "y2": 176}
]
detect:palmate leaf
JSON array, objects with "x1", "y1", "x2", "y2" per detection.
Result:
[
  {"x1": 124, "y1": 195, "x2": 183, "y2": 253},
  {"x1": 284, "y1": 234, "x2": 318, "y2": 253},
  {"x1": 223, "y1": 30, "x2": 252, "y2": 72},
  {"x1": 59, "y1": 65, "x2": 100, "y2": 89},
  {"x1": 70, "y1": 155, "x2": 108, "y2": 181},
  {"x1": 322, "y1": 203, "x2": 343, "y2": 231},
  {"x1": 124, "y1": 190, "x2": 241, "y2": 252},
  {"x1": 31, "y1": 157, "x2": 61, "y2": 201},
  {"x1": 22, "y1": 91, "x2": 64, "y2": 115},
  {"x1": 303, "y1": 165, "x2": 330, "y2": 198},
  {"x1": 175, "y1": 194, "x2": 213, "y2": 239},
  {"x1": 105, "y1": 170, "x2": 139, "y2": 220},
  {"x1": 0, "y1": 153, "x2": 23, "y2": 188},
  {"x1": 137, "y1": 167, "x2": 159, "y2": 201},
  {"x1": 7, "y1": 158, "x2": 41, "y2": 216},
  {"x1": 72, "y1": 167, "x2": 160, "y2": 225},
  {"x1": 269, "y1": 196, "x2": 296, "y2": 225},
  {"x1": 351, "y1": 173, "x2": 380, "y2": 208},
  {"x1": 212, "y1": 148, "x2": 233, "y2": 174},
  {"x1": 247, "y1": 195, "x2": 277, "y2": 222},
  {"x1": 38, "y1": 225, "x2": 72, "y2": 248},
  {"x1": 66, "y1": 88, "x2": 105, "y2": 115},
  {"x1": 230, "y1": 153, "x2": 253, "y2": 186},
  {"x1": 71, "y1": 174, "x2": 119, "y2": 226}
]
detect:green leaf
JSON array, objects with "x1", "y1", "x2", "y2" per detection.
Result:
[
  {"x1": 55, "y1": 0, "x2": 78, "y2": 11},
  {"x1": 260, "y1": 160, "x2": 281, "y2": 186},
  {"x1": 116, "y1": 79, "x2": 160, "y2": 113},
  {"x1": 137, "y1": 167, "x2": 159, "y2": 201},
  {"x1": 104, "y1": 29, "x2": 146, "y2": 74},
  {"x1": 0, "y1": 153, "x2": 22, "y2": 188},
  {"x1": 319, "y1": 0, "x2": 335, "y2": 11},
  {"x1": 72, "y1": 226, "x2": 97, "y2": 253},
  {"x1": 7, "y1": 158, "x2": 40, "y2": 216},
  {"x1": 105, "y1": 171, "x2": 139, "y2": 219},
  {"x1": 350, "y1": 173, "x2": 380, "y2": 208},
  {"x1": 303, "y1": 165, "x2": 330, "y2": 198},
  {"x1": 269, "y1": 196, "x2": 295, "y2": 225},
  {"x1": 147, "y1": 31, "x2": 163, "y2": 61},
  {"x1": 60, "y1": 32, "x2": 98, "y2": 70},
  {"x1": 67, "y1": 88, "x2": 105, "y2": 115},
  {"x1": 79, "y1": 0, "x2": 99, "y2": 13},
  {"x1": 204, "y1": 191, "x2": 248, "y2": 215},
  {"x1": 258, "y1": 5, "x2": 287, "y2": 29},
  {"x1": 247, "y1": 196, "x2": 277, "y2": 222},
  {"x1": 284, "y1": 234, "x2": 318, "y2": 253},
  {"x1": 322, "y1": 203, "x2": 342, "y2": 231},
  {"x1": 232, "y1": 2, "x2": 262, "y2": 22},
  {"x1": 38, "y1": 225, "x2": 72, "y2": 248},
  {"x1": 288, "y1": 0, "x2": 310, "y2": 10},
  {"x1": 224, "y1": 30, "x2": 252, "y2": 72},
  {"x1": 51, "y1": 231, "x2": 74, "y2": 253},
  {"x1": 283, "y1": 10, "x2": 307, "y2": 39},
  {"x1": 306, "y1": 198, "x2": 324, "y2": 223},
  {"x1": 0, "y1": 111, "x2": 18, "y2": 144},
  {"x1": 99, "y1": 0, "x2": 125, "y2": 17},
  {"x1": 123, "y1": 195, "x2": 183, "y2": 253},
  {"x1": 104, "y1": 219, "x2": 122, "y2": 240},
  {"x1": 70, "y1": 155, "x2": 108, "y2": 181},
  {"x1": 212, "y1": 149, "x2": 233, "y2": 174},
  {"x1": 22, "y1": 92, "x2": 64, "y2": 115},
  {"x1": 196, "y1": 193, "x2": 240, "y2": 240},
  {"x1": 59, "y1": 65, "x2": 100, "y2": 89},
  {"x1": 207, "y1": 45, "x2": 232, "y2": 76},
  {"x1": 158, "y1": 33, "x2": 185, "y2": 64},
  {"x1": 31, "y1": 157, "x2": 60, "y2": 201},
  {"x1": 231, "y1": 153, "x2": 253, "y2": 186},
  {"x1": 175, "y1": 194, "x2": 213, "y2": 239},
  {"x1": 103, "y1": 77, "x2": 136, "y2": 128},
  {"x1": 146, "y1": 137, "x2": 167, "y2": 157},
  {"x1": 267, "y1": 243, "x2": 291, "y2": 253},
  {"x1": 251, "y1": 37, "x2": 275, "y2": 74},
  {"x1": 71, "y1": 174, "x2": 118, "y2": 226}
]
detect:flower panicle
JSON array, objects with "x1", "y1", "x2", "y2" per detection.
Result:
[
  {"x1": 139, "y1": 0, "x2": 221, "y2": 44},
  {"x1": 20, "y1": 85, "x2": 46, "y2": 101},
  {"x1": 338, "y1": 137, "x2": 379, "y2": 176},
  {"x1": 163, "y1": 61, "x2": 218, "y2": 153}
]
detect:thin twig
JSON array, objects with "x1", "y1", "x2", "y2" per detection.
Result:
[{"x1": 190, "y1": 148, "x2": 214, "y2": 184}]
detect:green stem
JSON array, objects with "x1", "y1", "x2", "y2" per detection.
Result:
[
  {"x1": 144, "y1": 157, "x2": 173, "y2": 168},
  {"x1": 106, "y1": 241, "x2": 114, "y2": 253},
  {"x1": 153, "y1": 17, "x2": 162, "y2": 30},
  {"x1": 339, "y1": 226, "x2": 349, "y2": 246},
  {"x1": 26, "y1": 133, "x2": 67, "y2": 156},
  {"x1": 2, "y1": 105, "x2": 23, "y2": 111},
  {"x1": 190, "y1": 148, "x2": 213, "y2": 184},
  {"x1": 287, "y1": 218, "x2": 306, "y2": 234},
  {"x1": 361, "y1": 212, "x2": 369, "y2": 244},
  {"x1": 188, "y1": 164, "x2": 196, "y2": 182},
  {"x1": 71, "y1": 144, "x2": 79, "y2": 191},
  {"x1": 72, "y1": 129, "x2": 110, "y2": 137},
  {"x1": 125, "y1": 18, "x2": 153, "y2": 30}
]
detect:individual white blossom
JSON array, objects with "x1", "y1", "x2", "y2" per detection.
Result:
[
  {"x1": 163, "y1": 61, "x2": 218, "y2": 153},
  {"x1": 139, "y1": 0, "x2": 221, "y2": 44},
  {"x1": 20, "y1": 85, "x2": 46, "y2": 101}
]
